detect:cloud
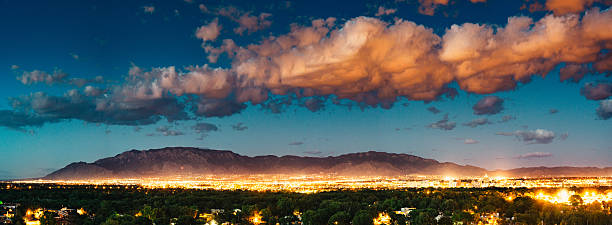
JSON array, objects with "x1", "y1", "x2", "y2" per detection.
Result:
[
  {"x1": 192, "y1": 122, "x2": 219, "y2": 133},
  {"x1": 233, "y1": 12, "x2": 272, "y2": 35},
  {"x1": 497, "y1": 129, "x2": 556, "y2": 144},
  {"x1": 428, "y1": 114, "x2": 456, "y2": 130},
  {"x1": 559, "y1": 132, "x2": 569, "y2": 140},
  {"x1": 143, "y1": 6, "x2": 155, "y2": 14},
  {"x1": 2, "y1": 90, "x2": 189, "y2": 130},
  {"x1": 473, "y1": 96, "x2": 504, "y2": 115},
  {"x1": 426, "y1": 106, "x2": 441, "y2": 114},
  {"x1": 156, "y1": 125, "x2": 184, "y2": 136},
  {"x1": 303, "y1": 150, "x2": 322, "y2": 155},
  {"x1": 217, "y1": 7, "x2": 272, "y2": 35},
  {"x1": 0, "y1": 110, "x2": 59, "y2": 131},
  {"x1": 499, "y1": 115, "x2": 516, "y2": 123},
  {"x1": 289, "y1": 141, "x2": 304, "y2": 146},
  {"x1": 417, "y1": 0, "x2": 485, "y2": 15},
  {"x1": 196, "y1": 18, "x2": 221, "y2": 42},
  {"x1": 17, "y1": 70, "x2": 68, "y2": 85},
  {"x1": 516, "y1": 152, "x2": 553, "y2": 159},
  {"x1": 4, "y1": 8, "x2": 612, "y2": 129},
  {"x1": 581, "y1": 83, "x2": 612, "y2": 100},
  {"x1": 203, "y1": 39, "x2": 237, "y2": 63},
  {"x1": 375, "y1": 6, "x2": 397, "y2": 16},
  {"x1": 17, "y1": 69, "x2": 103, "y2": 87},
  {"x1": 559, "y1": 63, "x2": 589, "y2": 82},
  {"x1": 11, "y1": 65, "x2": 19, "y2": 70},
  {"x1": 199, "y1": 4, "x2": 208, "y2": 13},
  {"x1": 303, "y1": 98, "x2": 324, "y2": 112},
  {"x1": 69, "y1": 53, "x2": 79, "y2": 60},
  {"x1": 83, "y1": 86, "x2": 104, "y2": 97},
  {"x1": 464, "y1": 138, "x2": 479, "y2": 144},
  {"x1": 463, "y1": 118, "x2": 491, "y2": 127},
  {"x1": 596, "y1": 99, "x2": 612, "y2": 119},
  {"x1": 231, "y1": 122, "x2": 248, "y2": 131},
  {"x1": 417, "y1": 0, "x2": 449, "y2": 16},
  {"x1": 545, "y1": 0, "x2": 605, "y2": 15}
]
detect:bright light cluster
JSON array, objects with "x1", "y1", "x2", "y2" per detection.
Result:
[
  {"x1": 528, "y1": 189, "x2": 612, "y2": 205},
  {"x1": 7, "y1": 175, "x2": 612, "y2": 193}
]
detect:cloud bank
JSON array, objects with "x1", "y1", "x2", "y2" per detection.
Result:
[{"x1": 2, "y1": 8, "x2": 612, "y2": 130}]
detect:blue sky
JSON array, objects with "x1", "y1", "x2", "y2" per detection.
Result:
[{"x1": 0, "y1": 0, "x2": 611, "y2": 179}]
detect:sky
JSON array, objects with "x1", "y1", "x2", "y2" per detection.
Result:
[{"x1": 0, "y1": 0, "x2": 611, "y2": 179}]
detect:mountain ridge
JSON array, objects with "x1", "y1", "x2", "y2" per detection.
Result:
[{"x1": 44, "y1": 147, "x2": 612, "y2": 179}]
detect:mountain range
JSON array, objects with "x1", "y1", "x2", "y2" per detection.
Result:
[{"x1": 44, "y1": 147, "x2": 612, "y2": 179}]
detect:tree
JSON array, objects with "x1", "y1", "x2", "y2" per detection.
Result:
[
  {"x1": 101, "y1": 214, "x2": 136, "y2": 225},
  {"x1": 569, "y1": 195, "x2": 583, "y2": 207},
  {"x1": 352, "y1": 210, "x2": 372, "y2": 225},
  {"x1": 176, "y1": 215, "x2": 196, "y2": 225},
  {"x1": 328, "y1": 211, "x2": 350, "y2": 225},
  {"x1": 413, "y1": 212, "x2": 435, "y2": 225},
  {"x1": 437, "y1": 216, "x2": 452, "y2": 225},
  {"x1": 134, "y1": 216, "x2": 153, "y2": 225},
  {"x1": 40, "y1": 212, "x2": 58, "y2": 225}
]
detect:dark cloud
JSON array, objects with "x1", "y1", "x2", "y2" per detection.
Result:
[
  {"x1": 549, "y1": 109, "x2": 559, "y2": 114},
  {"x1": 462, "y1": 118, "x2": 491, "y2": 128},
  {"x1": 231, "y1": 122, "x2": 248, "y2": 131},
  {"x1": 428, "y1": 114, "x2": 456, "y2": 130},
  {"x1": 192, "y1": 122, "x2": 219, "y2": 133},
  {"x1": 559, "y1": 63, "x2": 588, "y2": 82},
  {"x1": 303, "y1": 150, "x2": 322, "y2": 155},
  {"x1": 516, "y1": 152, "x2": 553, "y2": 159},
  {"x1": 596, "y1": 99, "x2": 612, "y2": 120},
  {"x1": 581, "y1": 83, "x2": 612, "y2": 100},
  {"x1": 303, "y1": 98, "x2": 324, "y2": 112},
  {"x1": 5, "y1": 90, "x2": 190, "y2": 130},
  {"x1": 496, "y1": 129, "x2": 556, "y2": 144},
  {"x1": 193, "y1": 99, "x2": 246, "y2": 117},
  {"x1": 498, "y1": 115, "x2": 516, "y2": 123},
  {"x1": 0, "y1": 110, "x2": 59, "y2": 131},
  {"x1": 426, "y1": 106, "x2": 441, "y2": 114},
  {"x1": 289, "y1": 141, "x2": 304, "y2": 146},
  {"x1": 472, "y1": 96, "x2": 504, "y2": 115}
]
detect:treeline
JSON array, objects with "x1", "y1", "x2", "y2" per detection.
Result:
[{"x1": 0, "y1": 184, "x2": 611, "y2": 225}]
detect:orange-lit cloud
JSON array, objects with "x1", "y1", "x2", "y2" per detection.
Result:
[{"x1": 3, "y1": 8, "x2": 612, "y2": 129}]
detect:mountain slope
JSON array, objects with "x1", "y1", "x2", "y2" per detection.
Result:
[
  {"x1": 45, "y1": 147, "x2": 612, "y2": 180},
  {"x1": 44, "y1": 147, "x2": 488, "y2": 179}
]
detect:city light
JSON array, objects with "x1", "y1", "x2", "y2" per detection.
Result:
[
  {"x1": 373, "y1": 212, "x2": 391, "y2": 225},
  {"x1": 527, "y1": 189, "x2": 612, "y2": 205},
  {"x1": 250, "y1": 211, "x2": 264, "y2": 225},
  {"x1": 7, "y1": 175, "x2": 612, "y2": 193}
]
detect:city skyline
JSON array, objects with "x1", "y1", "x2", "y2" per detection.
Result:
[{"x1": 0, "y1": 0, "x2": 611, "y2": 179}]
